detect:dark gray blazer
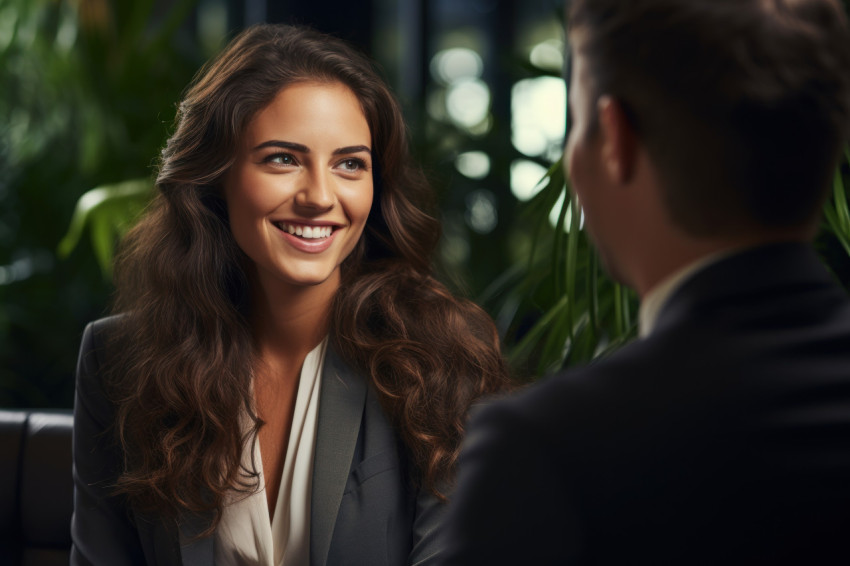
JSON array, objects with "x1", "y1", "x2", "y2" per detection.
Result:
[{"x1": 71, "y1": 318, "x2": 445, "y2": 565}]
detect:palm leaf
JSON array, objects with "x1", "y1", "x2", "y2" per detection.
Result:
[{"x1": 57, "y1": 178, "x2": 154, "y2": 275}]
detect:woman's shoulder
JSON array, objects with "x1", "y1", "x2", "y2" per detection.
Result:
[
  {"x1": 79, "y1": 314, "x2": 114, "y2": 357},
  {"x1": 76, "y1": 314, "x2": 128, "y2": 416},
  {"x1": 85, "y1": 313, "x2": 125, "y2": 336},
  {"x1": 80, "y1": 313, "x2": 131, "y2": 354}
]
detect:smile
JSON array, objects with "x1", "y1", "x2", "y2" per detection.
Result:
[{"x1": 273, "y1": 221, "x2": 335, "y2": 239}]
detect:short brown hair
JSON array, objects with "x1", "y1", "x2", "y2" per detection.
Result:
[{"x1": 568, "y1": 0, "x2": 850, "y2": 235}]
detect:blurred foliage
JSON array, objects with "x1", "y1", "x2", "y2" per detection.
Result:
[
  {"x1": 57, "y1": 178, "x2": 153, "y2": 275},
  {"x1": 0, "y1": 0, "x2": 204, "y2": 407},
  {"x1": 823, "y1": 147, "x2": 850, "y2": 258},
  {"x1": 485, "y1": 163, "x2": 636, "y2": 377}
]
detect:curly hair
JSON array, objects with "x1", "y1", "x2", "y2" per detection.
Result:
[{"x1": 107, "y1": 23, "x2": 511, "y2": 531}]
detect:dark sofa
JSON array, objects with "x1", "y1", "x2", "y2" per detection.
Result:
[{"x1": 0, "y1": 409, "x2": 73, "y2": 566}]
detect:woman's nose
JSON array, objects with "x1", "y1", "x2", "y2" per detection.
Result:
[{"x1": 295, "y1": 168, "x2": 334, "y2": 210}]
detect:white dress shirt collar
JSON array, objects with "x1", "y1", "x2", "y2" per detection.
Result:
[{"x1": 638, "y1": 251, "x2": 732, "y2": 338}]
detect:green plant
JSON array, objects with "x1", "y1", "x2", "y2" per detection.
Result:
[
  {"x1": 823, "y1": 147, "x2": 850, "y2": 257},
  {"x1": 479, "y1": 158, "x2": 637, "y2": 379},
  {"x1": 0, "y1": 0, "x2": 204, "y2": 407},
  {"x1": 57, "y1": 178, "x2": 153, "y2": 275}
]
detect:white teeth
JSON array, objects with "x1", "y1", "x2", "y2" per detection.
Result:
[{"x1": 277, "y1": 222, "x2": 333, "y2": 239}]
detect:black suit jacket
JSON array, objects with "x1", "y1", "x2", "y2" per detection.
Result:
[
  {"x1": 71, "y1": 317, "x2": 446, "y2": 565},
  {"x1": 442, "y1": 243, "x2": 850, "y2": 565}
]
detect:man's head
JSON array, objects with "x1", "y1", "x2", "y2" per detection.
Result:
[{"x1": 565, "y1": 0, "x2": 850, "y2": 274}]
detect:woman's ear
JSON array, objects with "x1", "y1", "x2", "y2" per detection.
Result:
[{"x1": 596, "y1": 95, "x2": 639, "y2": 185}]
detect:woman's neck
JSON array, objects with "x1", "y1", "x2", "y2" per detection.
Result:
[{"x1": 249, "y1": 268, "x2": 338, "y2": 372}]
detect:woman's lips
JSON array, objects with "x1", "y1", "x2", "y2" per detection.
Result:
[{"x1": 272, "y1": 221, "x2": 339, "y2": 253}]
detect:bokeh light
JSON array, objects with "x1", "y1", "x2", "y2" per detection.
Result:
[
  {"x1": 510, "y1": 159, "x2": 548, "y2": 201},
  {"x1": 465, "y1": 189, "x2": 498, "y2": 234},
  {"x1": 529, "y1": 39, "x2": 564, "y2": 72},
  {"x1": 455, "y1": 151, "x2": 491, "y2": 179},
  {"x1": 511, "y1": 76, "x2": 566, "y2": 161},
  {"x1": 446, "y1": 78, "x2": 491, "y2": 129},
  {"x1": 430, "y1": 47, "x2": 484, "y2": 85}
]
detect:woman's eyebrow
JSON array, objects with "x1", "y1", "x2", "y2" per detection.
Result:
[
  {"x1": 333, "y1": 145, "x2": 372, "y2": 155},
  {"x1": 253, "y1": 140, "x2": 310, "y2": 152}
]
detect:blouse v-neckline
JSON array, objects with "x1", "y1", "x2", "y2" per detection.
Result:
[{"x1": 214, "y1": 337, "x2": 328, "y2": 566}]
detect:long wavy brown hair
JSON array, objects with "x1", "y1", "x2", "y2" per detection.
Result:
[{"x1": 108, "y1": 23, "x2": 511, "y2": 531}]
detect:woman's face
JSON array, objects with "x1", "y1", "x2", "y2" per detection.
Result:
[{"x1": 223, "y1": 81, "x2": 374, "y2": 292}]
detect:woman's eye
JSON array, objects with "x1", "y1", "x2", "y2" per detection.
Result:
[
  {"x1": 338, "y1": 158, "x2": 366, "y2": 172},
  {"x1": 265, "y1": 153, "x2": 296, "y2": 166}
]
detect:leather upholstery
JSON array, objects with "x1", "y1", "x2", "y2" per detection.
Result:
[{"x1": 0, "y1": 409, "x2": 73, "y2": 566}]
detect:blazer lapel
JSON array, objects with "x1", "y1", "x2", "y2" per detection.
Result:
[
  {"x1": 134, "y1": 513, "x2": 184, "y2": 566},
  {"x1": 178, "y1": 511, "x2": 214, "y2": 565},
  {"x1": 310, "y1": 346, "x2": 367, "y2": 566}
]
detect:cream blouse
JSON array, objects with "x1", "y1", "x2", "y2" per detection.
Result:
[{"x1": 214, "y1": 338, "x2": 328, "y2": 566}]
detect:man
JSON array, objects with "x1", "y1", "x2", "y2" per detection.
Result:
[{"x1": 442, "y1": 0, "x2": 850, "y2": 564}]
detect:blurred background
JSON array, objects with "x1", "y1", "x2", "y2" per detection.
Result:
[{"x1": 2, "y1": 0, "x2": 850, "y2": 409}]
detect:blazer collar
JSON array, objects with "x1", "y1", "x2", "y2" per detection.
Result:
[
  {"x1": 654, "y1": 242, "x2": 835, "y2": 335},
  {"x1": 310, "y1": 345, "x2": 367, "y2": 566}
]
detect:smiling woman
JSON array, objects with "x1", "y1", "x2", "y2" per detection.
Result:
[
  {"x1": 225, "y1": 82, "x2": 374, "y2": 291},
  {"x1": 69, "y1": 24, "x2": 511, "y2": 566}
]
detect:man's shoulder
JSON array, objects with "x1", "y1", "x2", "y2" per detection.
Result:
[
  {"x1": 468, "y1": 324, "x2": 745, "y2": 450},
  {"x1": 505, "y1": 334, "x2": 677, "y2": 407},
  {"x1": 469, "y1": 337, "x2": 665, "y2": 439}
]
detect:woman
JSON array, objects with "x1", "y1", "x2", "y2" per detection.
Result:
[{"x1": 71, "y1": 23, "x2": 510, "y2": 566}]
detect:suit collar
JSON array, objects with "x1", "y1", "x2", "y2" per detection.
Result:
[
  {"x1": 639, "y1": 249, "x2": 731, "y2": 337},
  {"x1": 310, "y1": 345, "x2": 367, "y2": 566},
  {"x1": 654, "y1": 242, "x2": 835, "y2": 335}
]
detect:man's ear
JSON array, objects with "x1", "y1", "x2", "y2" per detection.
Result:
[{"x1": 597, "y1": 95, "x2": 638, "y2": 185}]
